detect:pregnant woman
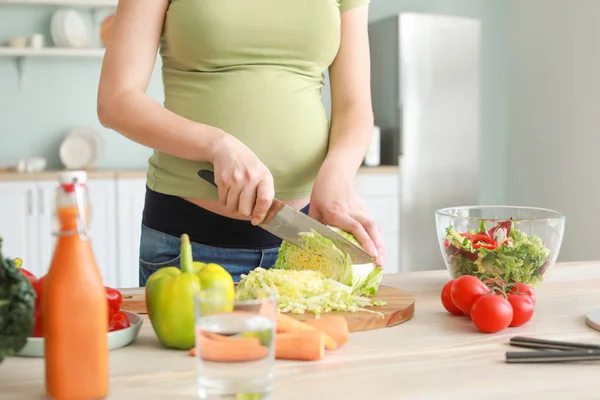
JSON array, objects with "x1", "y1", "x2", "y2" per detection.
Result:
[{"x1": 97, "y1": 0, "x2": 385, "y2": 285}]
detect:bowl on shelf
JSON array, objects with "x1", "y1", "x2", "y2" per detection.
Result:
[
  {"x1": 434, "y1": 206, "x2": 566, "y2": 288},
  {"x1": 16, "y1": 310, "x2": 143, "y2": 358}
]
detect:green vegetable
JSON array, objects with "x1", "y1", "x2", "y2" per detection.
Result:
[
  {"x1": 273, "y1": 226, "x2": 383, "y2": 296},
  {"x1": 0, "y1": 237, "x2": 36, "y2": 363},
  {"x1": 145, "y1": 234, "x2": 235, "y2": 350},
  {"x1": 443, "y1": 220, "x2": 551, "y2": 286},
  {"x1": 236, "y1": 268, "x2": 385, "y2": 318}
]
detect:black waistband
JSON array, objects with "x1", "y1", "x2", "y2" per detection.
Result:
[{"x1": 142, "y1": 186, "x2": 310, "y2": 249}]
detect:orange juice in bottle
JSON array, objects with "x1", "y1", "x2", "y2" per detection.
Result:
[{"x1": 43, "y1": 171, "x2": 108, "y2": 400}]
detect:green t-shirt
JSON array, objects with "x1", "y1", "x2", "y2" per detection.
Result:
[{"x1": 147, "y1": 0, "x2": 370, "y2": 200}]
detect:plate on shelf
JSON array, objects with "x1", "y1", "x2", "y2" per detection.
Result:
[
  {"x1": 16, "y1": 310, "x2": 143, "y2": 358},
  {"x1": 59, "y1": 127, "x2": 102, "y2": 169},
  {"x1": 50, "y1": 10, "x2": 67, "y2": 47},
  {"x1": 61, "y1": 10, "x2": 90, "y2": 48}
]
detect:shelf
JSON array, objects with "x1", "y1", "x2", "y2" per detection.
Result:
[
  {"x1": 0, "y1": 47, "x2": 106, "y2": 90},
  {"x1": 0, "y1": 47, "x2": 105, "y2": 57},
  {"x1": 0, "y1": 0, "x2": 117, "y2": 6}
]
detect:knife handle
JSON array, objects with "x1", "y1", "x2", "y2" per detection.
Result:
[{"x1": 198, "y1": 169, "x2": 218, "y2": 188}]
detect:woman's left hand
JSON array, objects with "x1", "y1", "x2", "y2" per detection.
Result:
[{"x1": 308, "y1": 165, "x2": 386, "y2": 267}]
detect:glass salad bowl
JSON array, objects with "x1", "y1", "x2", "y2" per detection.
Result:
[{"x1": 434, "y1": 206, "x2": 566, "y2": 288}]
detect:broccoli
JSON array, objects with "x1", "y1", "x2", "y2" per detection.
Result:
[{"x1": 0, "y1": 237, "x2": 36, "y2": 363}]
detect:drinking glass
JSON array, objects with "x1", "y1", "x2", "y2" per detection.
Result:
[{"x1": 194, "y1": 287, "x2": 277, "y2": 399}]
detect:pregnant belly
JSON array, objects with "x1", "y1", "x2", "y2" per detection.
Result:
[{"x1": 163, "y1": 67, "x2": 330, "y2": 179}]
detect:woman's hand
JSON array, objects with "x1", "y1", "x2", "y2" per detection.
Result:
[
  {"x1": 308, "y1": 163, "x2": 386, "y2": 267},
  {"x1": 211, "y1": 134, "x2": 275, "y2": 225}
]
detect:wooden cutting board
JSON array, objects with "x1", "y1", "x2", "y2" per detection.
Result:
[{"x1": 119, "y1": 285, "x2": 414, "y2": 333}]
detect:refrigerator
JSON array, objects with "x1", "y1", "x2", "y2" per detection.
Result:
[{"x1": 369, "y1": 13, "x2": 482, "y2": 272}]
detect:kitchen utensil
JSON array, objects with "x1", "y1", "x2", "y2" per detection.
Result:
[
  {"x1": 197, "y1": 169, "x2": 374, "y2": 264},
  {"x1": 61, "y1": 10, "x2": 90, "y2": 48},
  {"x1": 29, "y1": 34, "x2": 44, "y2": 49},
  {"x1": 120, "y1": 285, "x2": 415, "y2": 333},
  {"x1": 505, "y1": 336, "x2": 600, "y2": 363},
  {"x1": 509, "y1": 336, "x2": 600, "y2": 351},
  {"x1": 585, "y1": 307, "x2": 600, "y2": 332},
  {"x1": 435, "y1": 205, "x2": 566, "y2": 287},
  {"x1": 51, "y1": 10, "x2": 67, "y2": 47},
  {"x1": 506, "y1": 350, "x2": 600, "y2": 364},
  {"x1": 16, "y1": 310, "x2": 143, "y2": 358},
  {"x1": 59, "y1": 127, "x2": 102, "y2": 169}
]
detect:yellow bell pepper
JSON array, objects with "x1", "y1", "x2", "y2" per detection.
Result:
[{"x1": 145, "y1": 234, "x2": 234, "y2": 350}]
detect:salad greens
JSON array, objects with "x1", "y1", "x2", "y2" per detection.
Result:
[
  {"x1": 443, "y1": 219, "x2": 551, "y2": 287},
  {"x1": 236, "y1": 268, "x2": 385, "y2": 317},
  {"x1": 273, "y1": 226, "x2": 383, "y2": 297}
]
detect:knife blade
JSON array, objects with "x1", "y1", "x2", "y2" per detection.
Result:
[{"x1": 197, "y1": 169, "x2": 375, "y2": 264}]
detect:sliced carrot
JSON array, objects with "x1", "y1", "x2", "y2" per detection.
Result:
[
  {"x1": 304, "y1": 316, "x2": 349, "y2": 347},
  {"x1": 275, "y1": 331, "x2": 325, "y2": 361},
  {"x1": 196, "y1": 336, "x2": 269, "y2": 363},
  {"x1": 198, "y1": 330, "x2": 261, "y2": 347},
  {"x1": 276, "y1": 313, "x2": 338, "y2": 351}
]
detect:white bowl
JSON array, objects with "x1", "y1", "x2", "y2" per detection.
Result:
[{"x1": 16, "y1": 310, "x2": 143, "y2": 358}]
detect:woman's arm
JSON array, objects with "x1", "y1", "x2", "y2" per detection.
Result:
[
  {"x1": 323, "y1": 4, "x2": 374, "y2": 178},
  {"x1": 97, "y1": 0, "x2": 225, "y2": 163},
  {"x1": 309, "y1": 5, "x2": 385, "y2": 266}
]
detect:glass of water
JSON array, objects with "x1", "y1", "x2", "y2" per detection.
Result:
[{"x1": 194, "y1": 287, "x2": 277, "y2": 399}]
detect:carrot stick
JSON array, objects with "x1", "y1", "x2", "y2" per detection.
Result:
[
  {"x1": 276, "y1": 313, "x2": 338, "y2": 351},
  {"x1": 196, "y1": 336, "x2": 269, "y2": 363},
  {"x1": 304, "y1": 316, "x2": 350, "y2": 347},
  {"x1": 198, "y1": 330, "x2": 261, "y2": 347},
  {"x1": 275, "y1": 331, "x2": 325, "y2": 361}
]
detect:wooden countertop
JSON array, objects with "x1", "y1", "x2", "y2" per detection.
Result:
[
  {"x1": 2, "y1": 261, "x2": 599, "y2": 399},
  {"x1": 0, "y1": 165, "x2": 399, "y2": 182}
]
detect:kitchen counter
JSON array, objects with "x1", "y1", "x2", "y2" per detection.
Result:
[
  {"x1": 2, "y1": 261, "x2": 599, "y2": 399},
  {"x1": 0, "y1": 165, "x2": 400, "y2": 181}
]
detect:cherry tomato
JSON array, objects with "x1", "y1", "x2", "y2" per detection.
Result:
[
  {"x1": 510, "y1": 282, "x2": 536, "y2": 304},
  {"x1": 109, "y1": 311, "x2": 130, "y2": 332},
  {"x1": 450, "y1": 275, "x2": 491, "y2": 317},
  {"x1": 441, "y1": 280, "x2": 463, "y2": 315},
  {"x1": 470, "y1": 294, "x2": 514, "y2": 333},
  {"x1": 506, "y1": 293, "x2": 535, "y2": 327}
]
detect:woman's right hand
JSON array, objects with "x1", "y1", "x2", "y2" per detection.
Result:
[{"x1": 211, "y1": 134, "x2": 275, "y2": 225}]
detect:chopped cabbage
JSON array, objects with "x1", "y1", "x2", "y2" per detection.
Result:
[
  {"x1": 235, "y1": 268, "x2": 385, "y2": 317},
  {"x1": 273, "y1": 226, "x2": 384, "y2": 296}
]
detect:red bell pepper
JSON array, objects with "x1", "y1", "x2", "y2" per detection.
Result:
[
  {"x1": 471, "y1": 233, "x2": 498, "y2": 250},
  {"x1": 105, "y1": 287, "x2": 123, "y2": 320}
]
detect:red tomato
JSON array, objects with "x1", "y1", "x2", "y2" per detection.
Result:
[
  {"x1": 109, "y1": 311, "x2": 130, "y2": 332},
  {"x1": 450, "y1": 275, "x2": 491, "y2": 317},
  {"x1": 506, "y1": 293, "x2": 535, "y2": 327},
  {"x1": 510, "y1": 282, "x2": 536, "y2": 304},
  {"x1": 470, "y1": 294, "x2": 514, "y2": 333},
  {"x1": 441, "y1": 280, "x2": 463, "y2": 315}
]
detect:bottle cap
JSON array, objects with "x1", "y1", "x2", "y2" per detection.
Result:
[{"x1": 58, "y1": 170, "x2": 88, "y2": 186}]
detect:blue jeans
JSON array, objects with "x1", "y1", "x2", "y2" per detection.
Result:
[{"x1": 138, "y1": 224, "x2": 280, "y2": 286}]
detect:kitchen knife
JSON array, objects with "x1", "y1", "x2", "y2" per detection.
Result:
[{"x1": 197, "y1": 169, "x2": 375, "y2": 264}]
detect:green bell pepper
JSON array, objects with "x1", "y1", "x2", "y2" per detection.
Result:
[{"x1": 145, "y1": 234, "x2": 201, "y2": 350}]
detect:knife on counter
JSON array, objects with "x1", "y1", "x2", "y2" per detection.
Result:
[{"x1": 197, "y1": 169, "x2": 375, "y2": 264}]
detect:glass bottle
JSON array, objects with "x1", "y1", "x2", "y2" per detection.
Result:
[{"x1": 43, "y1": 171, "x2": 109, "y2": 400}]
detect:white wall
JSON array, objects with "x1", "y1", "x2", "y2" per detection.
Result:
[{"x1": 507, "y1": 0, "x2": 600, "y2": 262}]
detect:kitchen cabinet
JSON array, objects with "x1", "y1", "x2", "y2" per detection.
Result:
[
  {"x1": 0, "y1": 181, "x2": 39, "y2": 275},
  {"x1": 116, "y1": 177, "x2": 147, "y2": 288},
  {"x1": 0, "y1": 168, "x2": 400, "y2": 286}
]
